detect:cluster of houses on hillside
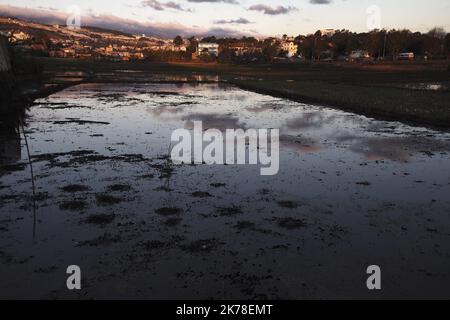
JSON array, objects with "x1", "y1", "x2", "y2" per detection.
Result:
[
  {"x1": 0, "y1": 19, "x2": 419, "y2": 63},
  {"x1": 0, "y1": 16, "x2": 304, "y2": 62}
]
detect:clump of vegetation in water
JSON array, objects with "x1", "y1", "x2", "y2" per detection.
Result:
[
  {"x1": 107, "y1": 184, "x2": 132, "y2": 192},
  {"x1": 95, "y1": 194, "x2": 124, "y2": 206},
  {"x1": 278, "y1": 218, "x2": 307, "y2": 230},
  {"x1": 59, "y1": 200, "x2": 88, "y2": 211},
  {"x1": 191, "y1": 191, "x2": 212, "y2": 198},
  {"x1": 83, "y1": 214, "x2": 116, "y2": 226},
  {"x1": 61, "y1": 184, "x2": 90, "y2": 193},
  {"x1": 277, "y1": 201, "x2": 300, "y2": 209},
  {"x1": 217, "y1": 206, "x2": 243, "y2": 217},
  {"x1": 155, "y1": 207, "x2": 182, "y2": 216}
]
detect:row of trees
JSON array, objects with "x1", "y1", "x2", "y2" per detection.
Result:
[
  {"x1": 171, "y1": 27, "x2": 450, "y2": 63},
  {"x1": 296, "y1": 28, "x2": 449, "y2": 60}
]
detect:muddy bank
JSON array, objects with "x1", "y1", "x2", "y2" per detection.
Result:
[{"x1": 228, "y1": 79, "x2": 450, "y2": 130}]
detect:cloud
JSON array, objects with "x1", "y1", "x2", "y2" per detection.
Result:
[
  {"x1": 248, "y1": 4, "x2": 297, "y2": 15},
  {"x1": 0, "y1": 4, "x2": 246, "y2": 38},
  {"x1": 187, "y1": 0, "x2": 239, "y2": 3},
  {"x1": 141, "y1": 0, "x2": 190, "y2": 11},
  {"x1": 309, "y1": 0, "x2": 333, "y2": 4},
  {"x1": 213, "y1": 18, "x2": 252, "y2": 24}
]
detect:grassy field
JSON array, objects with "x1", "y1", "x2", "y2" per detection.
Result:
[{"x1": 37, "y1": 58, "x2": 450, "y2": 128}]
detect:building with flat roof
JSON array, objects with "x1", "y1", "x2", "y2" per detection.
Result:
[{"x1": 197, "y1": 43, "x2": 219, "y2": 57}]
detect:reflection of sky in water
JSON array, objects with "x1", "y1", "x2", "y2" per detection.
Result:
[
  {"x1": 1, "y1": 82, "x2": 450, "y2": 299},
  {"x1": 7, "y1": 82, "x2": 450, "y2": 200}
]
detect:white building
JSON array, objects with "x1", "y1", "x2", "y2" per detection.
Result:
[
  {"x1": 197, "y1": 43, "x2": 219, "y2": 57},
  {"x1": 320, "y1": 29, "x2": 336, "y2": 37},
  {"x1": 281, "y1": 41, "x2": 298, "y2": 58}
]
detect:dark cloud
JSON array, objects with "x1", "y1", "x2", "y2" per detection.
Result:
[
  {"x1": 248, "y1": 4, "x2": 298, "y2": 15},
  {"x1": 213, "y1": 18, "x2": 252, "y2": 25},
  {"x1": 187, "y1": 0, "x2": 239, "y2": 3},
  {"x1": 309, "y1": 0, "x2": 333, "y2": 4},
  {"x1": 141, "y1": 0, "x2": 190, "y2": 11}
]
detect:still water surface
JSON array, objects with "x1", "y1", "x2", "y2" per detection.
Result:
[{"x1": 1, "y1": 82, "x2": 449, "y2": 298}]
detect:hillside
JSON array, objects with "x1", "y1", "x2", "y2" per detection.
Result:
[{"x1": 0, "y1": 17, "x2": 140, "y2": 42}]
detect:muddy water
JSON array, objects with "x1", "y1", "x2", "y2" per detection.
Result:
[{"x1": 1, "y1": 82, "x2": 450, "y2": 299}]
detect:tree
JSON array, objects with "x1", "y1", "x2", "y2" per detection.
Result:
[
  {"x1": 424, "y1": 27, "x2": 446, "y2": 59},
  {"x1": 298, "y1": 35, "x2": 314, "y2": 60},
  {"x1": 186, "y1": 36, "x2": 198, "y2": 54},
  {"x1": 365, "y1": 30, "x2": 386, "y2": 58},
  {"x1": 218, "y1": 47, "x2": 235, "y2": 64},
  {"x1": 261, "y1": 38, "x2": 280, "y2": 62},
  {"x1": 173, "y1": 35, "x2": 183, "y2": 46},
  {"x1": 388, "y1": 29, "x2": 411, "y2": 59},
  {"x1": 331, "y1": 30, "x2": 351, "y2": 57},
  {"x1": 445, "y1": 33, "x2": 450, "y2": 57}
]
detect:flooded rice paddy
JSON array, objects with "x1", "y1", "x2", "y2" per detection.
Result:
[{"x1": 1, "y1": 82, "x2": 450, "y2": 299}]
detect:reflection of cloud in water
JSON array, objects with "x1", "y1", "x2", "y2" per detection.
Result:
[
  {"x1": 182, "y1": 113, "x2": 245, "y2": 131},
  {"x1": 147, "y1": 102, "x2": 195, "y2": 118},
  {"x1": 280, "y1": 135, "x2": 322, "y2": 153},
  {"x1": 337, "y1": 135, "x2": 450, "y2": 162},
  {"x1": 286, "y1": 112, "x2": 336, "y2": 131},
  {"x1": 246, "y1": 102, "x2": 284, "y2": 113}
]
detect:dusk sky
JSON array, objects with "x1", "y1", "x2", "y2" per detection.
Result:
[{"x1": 0, "y1": 0, "x2": 449, "y2": 37}]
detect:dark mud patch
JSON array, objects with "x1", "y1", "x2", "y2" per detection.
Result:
[
  {"x1": 61, "y1": 184, "x2": 90, "y2": 193},
  {"x1": 217, "y1": 206, "x2": 243, "y2": 217},
  {"x1": 355, "y1": 181, "x2": 372, "y2": 186},
  {"x1": 53, "y1": 119, "x2": 110, "y2": 125},
  {"x1": 78, "y1": 233, "x2": 121, "y2": 247},
  {"x1": 154, "y1": 186, "x2": 173, "y2": 192},
  {"x1": 155, "y1": 207, "x2": 182, "y2": 216},
  {"x1": 222, "y1": 272, "x2": 268, "y2": 297},
  {"x1": 277, "y1": 201, "x2": 300, "y2": 209},
  {"x1": 96, "y1": 194, "x2": 124, "y2": 206},
  {"x1": 258, "y1": 188, "x2": 271, "y2": 195},
  {"x1": 142, "y1": 240, "x2": 166, "y2": 251},
  {"x1": 191, "y1": 191, "x2": 212, "y2": 198},
  {"x1": 151, "y1": 162, "x2": 175, "y2": 179},
  {"x1": 234, "y1": 221, "x2": 256, "y2": 230},
  {"x1": 210, "y1": 183, "x2": 226, "y2": 188},
  {"x1": 34, "y1": 266, "x2": 58, "y2": 274},
  {"x1": 35, "y1": 192, "x2": 50, "y2": 202},
  {"x1": 107, "y1": 184, "x2": 132, "y2": 192},
  {"x1": 138, "y1": 173, "x2": 155, "y2": 179},
  {"x1": 182, "y1": 238, "x2": 220, "y2": 254},
  {"x1": 42, "y1": 104, "x2": 92, "y2": 110},
  {"x1": 164, "y1": 217, "x2": 183, "y2": 227},
  {"x1": 0, "y1": 250, "x2": 13, "y2": 264},
  {"x1": 0, "y1": 163, "x2": 27, "y2": 174},
  {"x1": 59, "y1": 200, "x2": 88, "y2": 211},
  {"x1": 32, "y1": 151, "x2": 146, "y2": 169},
  {"x1": 148, "y1": 91, "x2": 183, "y2": 96},
  {"x1": 83, "y1": 214, "x2": 116, "y2": 226},
  {"x1": 278, "y1": 217, "x2": 307, "y2": 230},
  {"x1": 0, "y1": 194, "x2": 26, "y2": 203}
]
